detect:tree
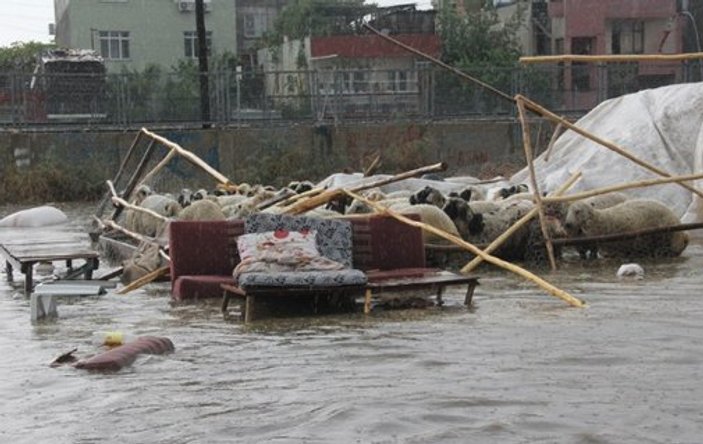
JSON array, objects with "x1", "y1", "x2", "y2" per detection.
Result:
[
  {"x1": 435, "y1": 0, "x2": 526, "y2": 113},
  {"x1": 0, "y1": 41, "x2": 55, "y2": 73},
  {"x1": 262, "y1": 0, "x2": 378, "y2": 48}
]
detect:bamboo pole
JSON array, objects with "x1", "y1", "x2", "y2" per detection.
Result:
[
  {"x1": 344, "y1": 190, "x2": 585, "y2": 308},
  {"x1": 117, "y1": 266, "x2": 170, "y2": 295},
  {"x1": 106, "y1": 180, "x2": 170, "y2": 224},
  {"x1": 96, "y1": 130, "x2": 144, "y2": 218},
  {"x1": 140, "y1": 128, "x2": 232, "y2": 185},
  {"x1": 364, "y1": 153, "x2": 382, "y2": 177},
  {"x1": 517, "y1": 95, "x2": 703, "y2": 200},
  {"x1": 549, "y1": 222, "x2": 703, "y2": 246},
  {"x1": 460, "y1": 172, "x2": 581, "y2": 274},
  {"x1": 138, "y1": 147, "x2": 178, "y2": 188},
  {"x1": 542, "y1": 171, "x2": 703, "y2": 204},
  {"x1": 517, "y1": 97, "x2": 557, "y2": 270},
  {"x1": 363, "y1": 23, "x2": 515, "y2": 105},
  {"x1": 279, "y1": 186, "x2": 325, "y2": 208},
  {"x1": 544, "y1": 122, "x2": 563, "y2": 162},
  {"x1": 285, "y1": 162, "x2": 447, "y2": 215},
  {"x1": 520, "y1": 53, "x2": 703, "y2": 64}
]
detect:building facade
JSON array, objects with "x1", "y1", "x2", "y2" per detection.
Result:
[
  {"x1": 54, "y1": 0, "x2": 237, "y2": 72},
  {"x1": 236, "y1": 0, "x2": 287, "y2": 70}
]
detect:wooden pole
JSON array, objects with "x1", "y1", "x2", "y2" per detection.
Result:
[
  {"x1": 544, "y1": 122, "x2": 563, "y2": 162},
  {"x1": 106, "y1": 180, "x2": 170, "y2": 224},
  {"x1": 140, "y1": 128, "x2": 231, "y2": 185},
  {"x1": 344, "y1": 190, "x2": 585, "y2": 308},
  {"x1": 195, "y1": 0, "x2": 211, "y2": 128},
  {"x1": 517, "y1": 95, "x2": 703, "y2": 199},
  {"x1": 549, "y1": 222, "x2": 703, "y2": 247},
  {"x1": 363, "y1": 153, "x2": 382, "y2": 177},
  {"x1": 137, "y1": 147, "x2": 178, "y2": 188},
  {"x1": 542, "y1": 171, "x2": 703, "y2": 204},
  {"x1": 285, "y1": 162, "x2": 447, "y2": 215},
  {"x1": 461, "y1": 171, "x2": 582, "y2": 274},
  {"x1": 111, "y1": 139, "x2": 158, "y2": 221},
  {"x1": 362, "y1": 23, "x2": 515, "y2": 105},
  {"x1": 117, "y1": 265, "x2": 170, "y2": 295},
  {"x1": 520, "y1": 53, "x2": 703, "y2": 64},
  {"x1": 517, "y1": 97, "x2": 557, "y2": 270},
  {"x1": 96, "y1": 130, "x2": 144, "y2": 218}
]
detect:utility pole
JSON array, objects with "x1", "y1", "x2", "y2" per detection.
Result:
[{"x1": 195, "y1": 0, "x2": 211, "y2": 128}]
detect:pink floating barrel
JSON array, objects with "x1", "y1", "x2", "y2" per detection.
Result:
[{"x1": 75, "y1": 336, "x2": 174, "y2": 371}]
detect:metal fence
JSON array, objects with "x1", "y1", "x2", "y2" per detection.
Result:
[{"x1": 1, "y1": 61, "x2": 701, "y2": 128}]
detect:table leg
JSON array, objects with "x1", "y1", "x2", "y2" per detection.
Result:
[
  {"x1": 23, "y1": 263, "x2": 34, "y2": 295},
  {"x1": 464, "y1": 282, "x2": 477, "y2": 307},
  {"x1": 244, "y1": 295, "x2": 256, "y2": 323},
  {"x1": 84, "y1": 258, "x2": 99, "y2": 280},
  {"x1": 436, "y1": 287, "x2": 445, "y2": 307},
  {"x1": 5, "y1": 261, "x2": 12, "y2": 282},
  {"x1": 364, "y1": 288, "x2": 372, "y2": 315},
  {"x1": 221, "y1": 290, "x2": 231, "y2": 313}
]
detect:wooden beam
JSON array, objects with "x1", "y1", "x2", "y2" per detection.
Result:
[
  {"x1": 343, "y1": 190, "x2": 585, "y2": 308},
  {"x1": 520, "y1": 53, "x2": 703, "y2": 64}
]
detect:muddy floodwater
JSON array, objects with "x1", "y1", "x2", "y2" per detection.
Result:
[{"x1": 1, "y1": 203, "x2": 702, "y2": 444}]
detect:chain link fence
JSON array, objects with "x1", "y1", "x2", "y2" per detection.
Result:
[{"x1": 1, "y1": 61, "x2": 700, "y2": 128}]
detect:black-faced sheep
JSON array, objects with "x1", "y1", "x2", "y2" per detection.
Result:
[
  {"x1": 564, "y1": 198, "x2": 689, "y2": 258},
  {"x1": 443, "y1": 197, "x2": 538, "y2": 261},
  {"x1": 409, "y1": 186, "x2": 447, "y2": 208}
]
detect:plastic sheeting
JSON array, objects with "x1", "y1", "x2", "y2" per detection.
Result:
[{"x1": 511, "y1": 82, "x2": 703, "y2": 222}]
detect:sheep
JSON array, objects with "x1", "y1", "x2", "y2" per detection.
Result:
[
  {"x1": 216, "y1": 194, "x2": 247, "y2": 208},
  {"x1": 498, "y1": 184, "x2": 529, "y2": 200},
  {"x1": 346, "y1": 197, "x2": 409, "y2": 215},
  {"x1": 409, "y1": 186, "x2": 446, "y2": 208},
  {"x1": 177, "y1": 199, "x2": 226, "y2": 221},
  {"x1": 448, "y1": 185, "x2": 485, "y2": 202},
  {"x1": 443, "y1": 197, "x2": 538, "y2": 261},
  {"x1": 124, "y1": 194, "x2": 181, "y2": 237},
  {"x1": 388, "y1": 202, "x2": 460, "y2": 243},
  {"x1": 132, "y1": 184, "x2": 153, "y2": 205},
  {"x1": 555, "y1": 192, "x2": 629, "y2": 259},
  {"x1": 564, "y1": 198, "x2": 689, "y2": 258},
  {"x1": 177, "y1": 188, "x2": 194, "y2": 208}
]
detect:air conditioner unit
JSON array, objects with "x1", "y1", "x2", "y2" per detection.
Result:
[
  {"x1": 178, "y1": 1, "x2": 195, "y2": 12},
  {"x1": 177, "y1": 1, "x2": 211, "y2": 12}
]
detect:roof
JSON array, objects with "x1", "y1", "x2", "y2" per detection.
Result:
[
  {"x1": 310, "y1": 33, "x2": 441, "y2": 59},
  {"x1": 41, "y1": 49, "x2": 104, "y2": 64}
]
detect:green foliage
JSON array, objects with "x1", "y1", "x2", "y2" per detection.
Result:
[
  {"x1": 0, "y1": 41, "x2": 56, "y2": 72},
  {"x1": 436, "y1": 0, "x2": 525, "y2": 112},
  {"x1": 262, "y1": 0, "x2": 377, "y2": 49}
]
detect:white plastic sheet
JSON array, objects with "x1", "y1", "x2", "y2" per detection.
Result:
[{"x1": 511, "y1": 82, "x2": 703, "y2": 221}]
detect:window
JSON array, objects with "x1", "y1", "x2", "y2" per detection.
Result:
[
  {"x1": 387, "y1": 71, "x2": 409, "y2": 92},
  {"x1": 99, "y1": 31, "x2": 130, "y2": 59},
  {"x1": 612, "y1": 20, "x2": 645, "y2": 54},
  {"x1": 184, "y1": 31, "x2": 212, "y2": 59},
  {"x1": 243, "y1": 14, "x2": 267, "y2": 38}
]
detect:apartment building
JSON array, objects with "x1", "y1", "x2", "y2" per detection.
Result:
[{"x1": 54, "y1": 0, "x2": 237, "y2": 72}]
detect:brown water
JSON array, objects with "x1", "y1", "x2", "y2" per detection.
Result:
[{"x1": 1, "y1": 203, "x2": 703, "y2": 444}]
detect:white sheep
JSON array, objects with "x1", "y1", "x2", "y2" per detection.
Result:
[
  {"x1": 177, "y1": 199, "x2": 226, "y2": 221},
  {"x1": 124, "y1": 194, "x2": 181, "y2": 237},
  {"x1": 558, "y1": 192, "x2": 629, "y2": 259},
  {"x1": 564, "y1": 198, "x2": 689, "y2": 258},
  {"x1": 388, "y1": 202, "x2": 460, "y2": 243}
]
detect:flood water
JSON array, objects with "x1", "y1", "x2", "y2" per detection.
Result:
[{"x1": 1, "y1": 203, "x2": 702, "y2": 444}]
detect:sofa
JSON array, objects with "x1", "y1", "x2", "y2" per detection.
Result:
[{"x1": 169, "y1": 213, "x2": 478, "y2": 320}]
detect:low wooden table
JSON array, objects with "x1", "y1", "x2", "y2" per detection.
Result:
[
  {"x1": 221, "y1": 283, "x2": 366, "y2": 323},
  {"x1": 1, "y1": 239, "x2": 100, "y2": 294},
  {"x1": 364, "y1": 270, "x2": 479, "y2": 314}
]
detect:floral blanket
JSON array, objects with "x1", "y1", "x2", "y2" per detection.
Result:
[{"x1": 232, "y1": 229, "x2": 346, "y2": 281}]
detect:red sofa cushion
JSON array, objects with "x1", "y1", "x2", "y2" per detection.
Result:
[{"x1": 169, "y1": 220, "x2": 244, "y2": 280}]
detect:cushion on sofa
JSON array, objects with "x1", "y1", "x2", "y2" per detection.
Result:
[
  {"x1": 238, "y1": 269, "x2": 367, "y2": 288},
  {"x1": 244, "y1": 213, "x2": 354, "y2": 267}
]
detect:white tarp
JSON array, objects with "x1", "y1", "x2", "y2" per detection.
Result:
[{"x1": 511, "y1": 82, "x2": 703, "y2": 223}]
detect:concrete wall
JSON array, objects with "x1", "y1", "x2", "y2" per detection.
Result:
[{"x1": 0, "y1": 120, "x2": 531, "y2": 201}]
